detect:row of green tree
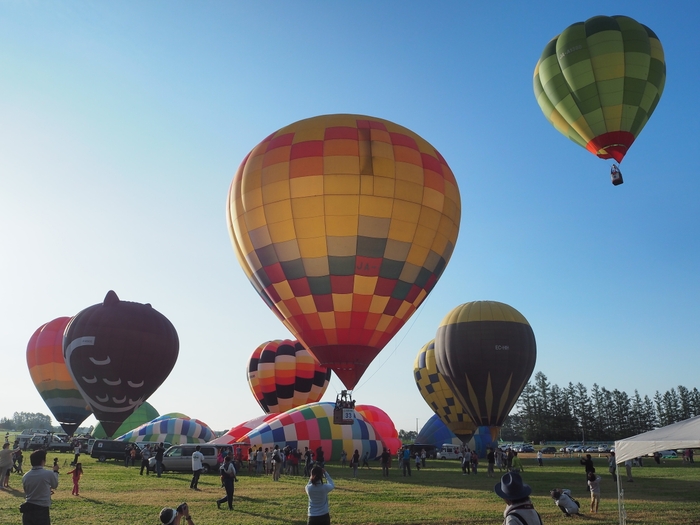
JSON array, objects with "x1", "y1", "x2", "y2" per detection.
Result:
[
  {"x1": 0, "y1": 411, "x2": 53, "y2": 431},
  {"x1": 502, "y1": 372, "x2": 700, "y2": 443}
]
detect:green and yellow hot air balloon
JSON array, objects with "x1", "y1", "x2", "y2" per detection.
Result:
[{"x1": 534, "y1": 15, "x2": 666, "y2": 184}]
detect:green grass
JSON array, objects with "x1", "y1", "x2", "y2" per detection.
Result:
[{"x1": 1, "y1": 453, "x2": 699, "y2": 524}]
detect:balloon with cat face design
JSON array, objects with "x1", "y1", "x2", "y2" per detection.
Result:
[{"x1": 63, "y1": 290, "x2": 179, "y2": 437}]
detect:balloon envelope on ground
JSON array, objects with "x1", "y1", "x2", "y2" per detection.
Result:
[
  {"x1": 117, "y1": 416, "x2": 214, "y2": 444},
  {"x1": 26, "y1": 317, "x2": 91, "y2": 436},
  {"x1": 227, "y1": 114, "x2": 461, "y2": 390},
  {"x1": 416, "y1": 413, "x2": 461, "y2": 448},
  {"x1": 534, "y1": 15, "x2": 665, "y2": 164},
  {"x1": 247, "y1": 339, "x2": 331, "y2": 413},
  {"x1": 63, "y1": 291, "x2": 179, "y2": 437},
  {"x1": 414, "y1": 339, "x2": 476, "y2": 441},
  {"x1": 434, "y1": 301, "x2": 536, "y2": 440},
  {"x1": 354, "y1": 404, "x2": 401, "y2": 453},
  {"x1": 211, "y1": 414, "x2": 278, "y2": 445},
  {"x1": 215, "y1": 402, "x2": 384, "y2": 461}
]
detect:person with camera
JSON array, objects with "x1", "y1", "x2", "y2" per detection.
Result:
[
  {"x1": 20, "y1": 449, "x2": 59, "y2": 525},
  {"x1": 159, "y1": 503, "x2": 195, "y2": 525}
]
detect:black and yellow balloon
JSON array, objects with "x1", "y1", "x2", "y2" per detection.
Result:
[
  {"x1": 434, "y1": 301, "x2": 536, "y2": 437},
  {"x1": 414, "y1": 340, "x2": 475, "y2": 441},
  {"x1": 534, "y1": 15, "x2": 665, "y2": 165}
]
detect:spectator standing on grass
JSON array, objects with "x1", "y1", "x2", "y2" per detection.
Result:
[
  {"x1": 1, "y1": 442, "x2": 19, "y2": 488},
  {"x1": 190, "y1": 445, "x2": 204, "y2": 490},
  {"x1": 487, "y1": 447, "x2": 495, "y2": 478},
  {"x1": 140, "y1": 445, "x2": 151, "y2": 475},
  {"x1": 361, "y1": 451, "x2": 370, "y2": 469},
  {"x1": 607, "y1": 452, "x2": 617, "y2": 483},
  {"x1": 402, "y1": 447, "x2": 412, "y2": 477},
  {"x1": 273, "y1": 445, "x2": 283, "y2": 482},
  {"x1": 21, "y1": 449, "x2": 59, "y2": 525},
  {"x1": 305, "y1": 466, "x2": 335, "y2": 525},
  {"x1": 537, "y1": 450, "x2": 543, "y2": 467},
  {"x1": 494, "y1": 471, "x2": 543, "y2": 525},
  {"x1": 511, "y1": 451, "x2": 524, "y2": 473},
  {"x1": 421, "y1": 448, "x2": 426, "y2": 468},
  {"x1": 72, "y1": 442, "x2": 81, "y2": 466},
  {"x1": 471, "y1": 450, "x2": 479, "y2": 474},
  {"x1": 625, "y1": 458, "x2": 634, "y2": 482},
  {"x1": 155, "y1": 443, "x2": 165, "y2": 477},
  {"x1": 380, "y1": 447, "x2": 390, "y2": 477},
  {"x1": 351, "y1": 449, "x2": 359, "y2": 478},
  {"x1": 587, "y1": 472, "x2": 602, "y2": 513}
]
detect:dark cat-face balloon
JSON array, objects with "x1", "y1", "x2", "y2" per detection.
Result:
[{"x1": 63, "y1": 291, "x2": 179, "y2": 437}]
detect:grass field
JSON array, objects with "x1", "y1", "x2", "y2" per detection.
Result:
[{"x1": 1, "y1": 452, "x2": 699, "y2": 524}]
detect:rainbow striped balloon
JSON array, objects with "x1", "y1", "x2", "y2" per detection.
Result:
[{"x1": 26, "y1": 317, "x2": 90, "y2": 435}]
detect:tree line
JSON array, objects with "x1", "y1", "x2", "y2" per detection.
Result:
[
  {"x1": 502, "y1": 372, "x2": 700, "y2": 443},
  {"x1": 0, "y1": 411, "x2": 53, "y2": 431}
]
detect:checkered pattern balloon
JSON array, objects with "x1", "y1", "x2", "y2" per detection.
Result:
[
  {"x1": 227, "y1": 114, "x2": 461, "y2": 389},
  {"x1": 534, "y1": 15, "x2": 665, "y2": 163}
]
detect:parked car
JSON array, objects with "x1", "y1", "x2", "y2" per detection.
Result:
[
  {"x1": 540, "y1": 447, "x2": 557, "y2": 454},
  {"x1": 517, "y1": 445, "x2": 535, "y2": 453},
  {"x1": 148, "y1": 444, "x2": 220, "y2": 474},
  {"x1": 436, "y1": 444, "x2": 463, "y2": 460},
  {"x1": 598, "y1": 445, "x2": 610, "y2": 453},
  {"x1": 656, "y1": 450, "x2": 677, "y2": 458},
  {"x1": 90, "y1": 440, "x2": 141, "y2": 462}
]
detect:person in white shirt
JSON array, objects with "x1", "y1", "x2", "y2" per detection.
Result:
[
  {"x1": 551, "y1": 488, "x2": 580, "y2": 516},
  {"x1": 190, "y1": 446, "x2": 204, "y2": 490}
]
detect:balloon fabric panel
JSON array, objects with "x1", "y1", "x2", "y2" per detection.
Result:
[
  {"x1": 117, "y1": 416, "x2": 215, "y2": 444},
  {"x1": 27, "y1": 317, "x2": 91, "y2": 435},
  {"x1": 63, "y1": 291, "x2": 179, "y2": 437},
  {"x1": 413, "y1": 340, "x2": 475, "y2": 441},
  {"x1": 228, "y1": 114, "x2": 461, "y2": 390},
  {"x1": 434, "y1": 301, "x2": 536, "y2": 429},
  {"x1": 92, "y1": 402, "x2": 159, "y2": 440},
  {"x1": 533, "y1": 15, "x2": 665, "y2": 163}
]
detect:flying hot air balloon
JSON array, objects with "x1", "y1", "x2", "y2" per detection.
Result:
[
  {"x1": 63, "y1": 291, "x2": 179, "y2": 437},
  {"x1": 413, "y1": 340, "x2": 476, "y2": 441},
  {"x1": 26, "y1": 317, "x2": 91, "y2": 436},
  {"x1": 247, "y1": 339, "x2": 331, "y2": 414},
  {"x1": 533, "y1": 15, "x2": 666, "y2": 185},
  {"x1": 433, "y1": 301, "x2": 536, "y2": 441},
  {"x1": 227, "y1": 114, "x2": 461, "y2": 390}
]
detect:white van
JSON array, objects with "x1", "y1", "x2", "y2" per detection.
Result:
[{"x1": 436, "y1": 444, "x2": 463, "y2": 460}]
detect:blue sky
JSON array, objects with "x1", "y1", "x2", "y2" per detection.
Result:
[{"x1": 2, "y1": 1, "x2": 698, "y2": 434}]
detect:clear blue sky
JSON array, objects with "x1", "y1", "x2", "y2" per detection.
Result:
[{"x1": 2, "y1": 1, "x2": 698, "y2": 434}]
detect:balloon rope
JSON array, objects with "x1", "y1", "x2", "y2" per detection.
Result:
[{"x1": 352, "y1": 292, "x2": 433, "y2": 394}]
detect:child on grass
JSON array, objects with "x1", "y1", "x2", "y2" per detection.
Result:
[{"x1": 67, "y1": 462, "x2": 83, "y2": 495}]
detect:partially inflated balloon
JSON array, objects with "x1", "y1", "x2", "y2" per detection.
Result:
[
  {"x1": 63, "y1": 291, "x2": 179, "y2": 437},
  {"x1": 434, "y1": 301, "x2": 536, "y2": 439},
  {"x1": 117, "y1": 416, "x2": 214, "y2": 445},
  {"x1": 247, "y1": 339, "x2": 331, "y2": 413},
  {"x1": 215, "y1": 402, "x2": 384, "y2": 461},
  {"x1": 92, "y1": 402, "x2": 159, "y2": 440},
  {"x1": 413, "y1": 340, "x2": 475, "y2": 441},
  {"x1": 228, "y1": 114, "x2": 461, "y2": 389},
  {"x1": 355, "y1": 405, "x2": 402, "y2": 453},
  {"x1": 416, "y1": 414, "x2": 461, "y2": 448},
  {"x1": 213, "y1": 414, "x2": 277, "y2": 445},
  {"x1": 534, "y1": 15, "x2": 665, "y2": 164},
  {"x1": 26, "y1": 317, "x2": 91, "y2": 435}
]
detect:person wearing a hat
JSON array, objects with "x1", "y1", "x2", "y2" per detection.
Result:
[
  {"x1": 494, "y1": 471, "x2": 543, "y2": 525},
  {"x1": 159, "y1": 503, "x2": 195, "y2": 525}
]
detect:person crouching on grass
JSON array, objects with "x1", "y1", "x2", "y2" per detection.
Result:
[{"x1": 494, "y1": 471, "x2": 543, "y2": 525}]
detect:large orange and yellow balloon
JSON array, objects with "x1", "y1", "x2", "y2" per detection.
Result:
[
  {"x1": 247, "y1": 339, "x2": 331, "y2": 414},
  {"x1": 228, "y1": 114, "x2": 461, "y2": 389},
  {"x1": 27, "y1": 317, "x2": 91, "y2": 436}
]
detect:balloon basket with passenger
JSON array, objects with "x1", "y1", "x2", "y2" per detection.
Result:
[
  {"x1": 610, "y1": 164, "x2": 623, "y2": 186},
  {"x1": 333, "y1": 390, "x2": 356, "y2": 425}
]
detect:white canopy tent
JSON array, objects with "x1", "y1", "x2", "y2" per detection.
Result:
[
  {"x1": 613, "y1": 415, "x2": 700, "y2": 524},
  {"x1": 614, "y1": 414, "x2": 700, "y2": 464}
]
